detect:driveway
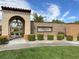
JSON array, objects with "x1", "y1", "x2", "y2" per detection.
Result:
[{"x1": 0, "y1": 38, "x2": 79, "y2": 51}]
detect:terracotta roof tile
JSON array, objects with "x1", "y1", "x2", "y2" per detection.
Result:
[{"x1": 1, "y1": 6, "x2": 31, "y2": 13}]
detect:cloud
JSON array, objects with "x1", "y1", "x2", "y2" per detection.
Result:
[
  {"x1": 0, "y1": 0, "x2": 31, "y2": 20},
  {"x1": 62, "y1": 10, "x2": 70, "y2": 18},
  {"x1": 60, "y1": 10, "x2": 71, "y2": 21},
  {"x1": 32, "y1": 3, "x2": 77, "y2": 22},
  {"x1": 48, "y1": 4, "x2": 60, "y2": 18},
  {"x1": 60, "y1": 16, "x2": 77, "y2": 22},
  {"x1": 0, "y1": 0, "x2": 77, "y2": 22},
  {"x1": 60, "y1": 9, "x2": 77, "y2": 21},
  {"x1": 37, "y1": 4, "x2": 61, "y2": 22},
  {"x1": 68, "y1": 16, "x2": 77, "y2": 19},
  {"x1": 33, "y1": 4, "x2": 61, "y2": 22},
  {"x1": 0, "y1": 0, "x2": 31, "y2": 9}
]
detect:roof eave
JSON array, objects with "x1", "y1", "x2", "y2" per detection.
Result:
[{"x1": 1, "y1": 6, "x2": 31, "y2": 13}]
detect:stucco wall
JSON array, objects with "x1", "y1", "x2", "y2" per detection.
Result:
[
  {"x1": 66, "y1": 24, "x2": 79, "y2": 37},
  {"x1": 31, "y1": 22, "x2": 66, "y2": 35},
  {"x1": 31, "y1": 22, "x2": 79, "y2": 38}
]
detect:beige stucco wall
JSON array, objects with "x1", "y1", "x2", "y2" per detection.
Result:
[
  {"x1": 2, "y1": 10, "x2": 31, "y2": 37},
  {"x1": 66, "y1": 24, "x2": 79, "y2": 37},
  {"x1": 31, "y1": 22, "x2": 66, "y2": 35}
]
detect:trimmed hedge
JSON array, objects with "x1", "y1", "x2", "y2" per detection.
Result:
[
  {"x1": 58, "y1": 32, "x2": 64, "y2": 34},
  {"x1": 28, "y1": 34, "x2": 36, "y2": 41},
  {"x1": 20, "y1": 32, "x2": 24, "y2": 37},
  {"x1": 57, "y1": 34, "x2": 64, "y2": 40},
  {"x1": 66, "y1": 35, "x2": 73, "y2": 41},
  {"x1": 0, "y1": 36, "x2": 9, "y2": 44},
  {"x1": 11, "y1": 32, "x2": 14, "y2": 35},
  {"x1": 37, "y1": 34, "x2": 44, "y2": 40},
  {"x1": 16, "y1": 33, "x2": 19, "y2": 35},
  {"x1": 77, "y1": 35, "x2": 79, "y2": 41},
  {"x1": 47, "y1": 35, "x2": 54, "y2": 40}
]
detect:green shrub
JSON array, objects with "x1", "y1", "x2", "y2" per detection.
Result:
[
  {"x1": 11, "y1": 32, "x2": 14, "y2": 35},
  {"x1": 66, "y1": 35, "x2": 73, "y2": 41},
  {"x1": 47, "y1": 35, "x2": 54, "y2": 40},
  {"x1": 16, "y1": 33, "x2": 19, "y2": 35},
  {"x1": 37, "y1": 34, "x2": 44, "y2": 40},
  {"x1": 57, "y1": 34, "x2": 64, "y2": 40},
  {"x1": 20, "y1": 32, "x2": 24, "y2": 37},
  {"x1": 28, "y1": 34, "x2": 36, "y2": 41},
  {"x1": 58, "y1": 32, "x2": 64, "y2": 34},
  {"x1": 77, "y1": 35, "x2": 79, "y2": 41},
  {"x1": 58, "y1": 32, "x2": 66, "y2": 36},
  {"x1": 0, "y1": 36, "x2": 9, "y2": 44}
]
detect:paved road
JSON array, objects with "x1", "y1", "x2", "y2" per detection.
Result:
[{"x1": 0, "y1": 38, "x2": 79, "y2": 51}]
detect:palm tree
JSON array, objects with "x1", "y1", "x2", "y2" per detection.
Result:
[{"x1": 33, "y1": 13, "x2": 44, "y2": 22}]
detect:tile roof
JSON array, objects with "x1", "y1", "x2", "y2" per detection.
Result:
[{"x1": 1, "y1": 6, "x2": 31, "y2": 13}]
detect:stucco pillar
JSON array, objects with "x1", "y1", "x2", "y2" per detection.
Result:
[
  {"x1": 2, "y1": 18, "x2": 9, "y2": 37},
  {"x1": 24, "y1": 14, "x2": 31, "y2": 40}
]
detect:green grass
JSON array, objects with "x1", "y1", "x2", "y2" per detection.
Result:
[{"x1": 0, "y1": 46, "x2": 79, "y2": 59}]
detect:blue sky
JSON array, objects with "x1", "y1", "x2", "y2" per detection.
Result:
[
  {"x1": 0, "y1": 0, "x2": 79, "y2": 22},
  {"x1": 27, "y1": 0, "x2": 79, "y2": 22}
]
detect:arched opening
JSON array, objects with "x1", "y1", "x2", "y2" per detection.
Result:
[{"x1": 9, "y1": 16, "x2": 25, "y2": 39}]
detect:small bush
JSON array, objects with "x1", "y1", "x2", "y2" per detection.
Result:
[
  {"x1": 47, "y1": 35, "x2": 54, "y2": 40},
  {"x1": 28, "y1": 34, "x2": 36, "y2": 41},
  {"x1": 16, "y1": 33, "x2": 19, "y2": 35},
  {"x1": 58, "y1": 32, "x2": 64, "y2": 34},
  {"x1": 57, "y1": 34, "x2": 64, "y2": 40},
  {"x1": 66, "y1": 35, "x2": 73, "y2": 41},
  {"x1": 11, "y1": 32, "x2": 14, "y2": 35},
  {"x1": 58, "y1": 32, "x2": 66, "y2": 36},
  {"x1": 37, "y1": 34, "x2": 44, "y2": 40},
  {"x1": 77, "y1": 35, "x2": 79, "y2": 41},
  {"x1": 0, "y1": 36, "x2": 9, "y2": 44},
  {"x1": 20, "y1": 32, "x2": 24, "y2": 37}
]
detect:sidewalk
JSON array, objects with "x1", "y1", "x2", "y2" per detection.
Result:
[{"x1": 0, "y1": 38, "x2": 79, "y2": 51}]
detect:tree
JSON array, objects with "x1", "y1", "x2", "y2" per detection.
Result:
[
  {"x1": 52, "y1": 19, "x2": 64, "y2": 23},
  {"x1": 33, "y1": 13, "x2": 44, "y2": 22},
  {"x1": 74, "y1": 20, "x2": 79, "y2": 23}
]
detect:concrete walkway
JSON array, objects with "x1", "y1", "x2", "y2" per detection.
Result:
[{"x1": 0, "y1": 38, "x2": 79, "y2": 51}]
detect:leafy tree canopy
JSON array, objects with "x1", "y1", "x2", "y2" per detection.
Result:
[
  {"x1": 74, "y1": 20, "x2": 79, "y2": 23},
  {"x1": 52, "y1": 19, "x2": 64, "y2": 23},
  {"x1": 33, "y1": 13, "x2": 44, "y2": 22}
]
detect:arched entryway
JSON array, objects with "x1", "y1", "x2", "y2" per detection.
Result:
[{"x1": 9, "y1": 16, "x2": 25, "y2": 39}]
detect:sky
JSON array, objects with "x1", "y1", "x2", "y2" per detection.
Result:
[{"x1": 0, "y1": 0, "x2": 79, "y2": 22}]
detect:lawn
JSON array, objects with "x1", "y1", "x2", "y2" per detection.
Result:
[{"x1": 0, "y1": 46, "x2": 79, "y2": 59}]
